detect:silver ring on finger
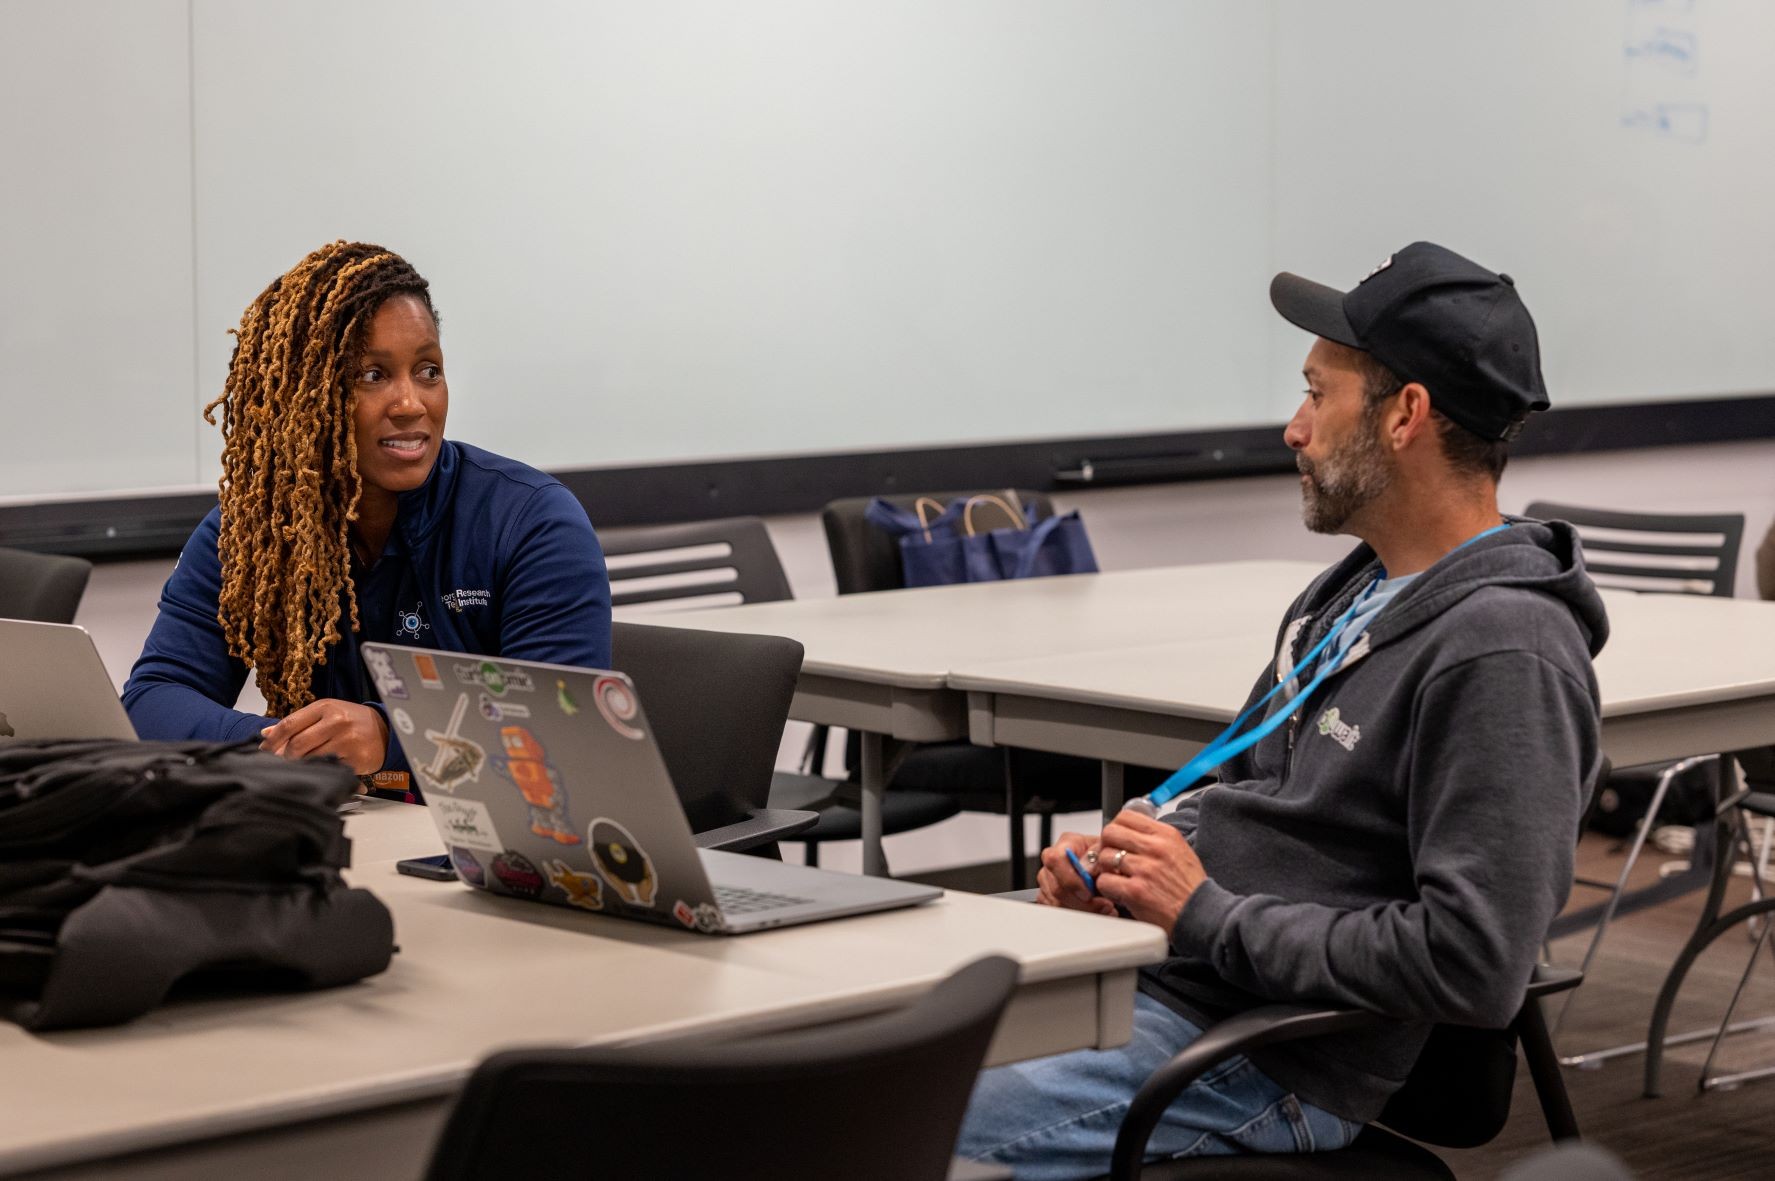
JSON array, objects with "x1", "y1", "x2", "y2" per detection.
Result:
[{"x1": 1112, "y1": 848, "x2": 1129, "y2": 872}]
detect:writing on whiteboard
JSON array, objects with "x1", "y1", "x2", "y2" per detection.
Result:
[{"x1": 1622, "y1": 0, "x2": 1706, "y2": 144}]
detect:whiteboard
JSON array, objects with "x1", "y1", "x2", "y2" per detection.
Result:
[{"x1": 2, "y1": 0, "x2": 1771, "y2": 501}]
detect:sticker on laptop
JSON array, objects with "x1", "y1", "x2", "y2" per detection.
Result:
[
  {"x1": 491, "y1": 850, "x2": 545, "y2": 899},
  {"x1": 672, "y1": 899, "x2": 697, "y2": 929},
  {"x1": 362, "y1": 647, "x2": 409, "y2": 700},
  {"x1": 416, "y1": 693, "x2": 485, "y2": 794},
  {"x1": 391, "y1": 708, "x2": 415, "y2": 736},
  {"x1": 544, "y1": 859, "x2": 606, "y2": 911},
  {"x1": 478, "y1": 692, "x2": 532, "y2": 722},
  {"x1": 494, "y1": 725, "x2": 582, "y2": 846},
  {"x1": 592, "y1": 676, "x2": 645, "y2": 741},
  {"x1": 556, "y1": 679, "x2": 580, "y2": 717},
  {"x1": 450, "y1": 847, "x2": 486, "y2": 887},
  {"x1": 433, "y1": 798, "x2": 503, "y2": 853},
  {"x1": 692, "y1": 903, "x2": 723, "y2": 934},
  {"x1": 414, "y1": 653, "x2": 444, "y2": 689},
  {"x1": 589, "y1": 817, "x2": 658, "y2": 906},
  {"x1": 455, "y1": 660, "x2": 536, "y2": 696}
]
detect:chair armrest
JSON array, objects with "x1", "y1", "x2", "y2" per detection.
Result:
[
  {"x1": 693, "y1": 809, "x2": 820, "y2": 852},
  {"x1": 1524, "y1": 964, "x2": 1583, "y2": 1001},
  {"x1": 1109, "y1": 1004, "x2": 1387, "y2": 1181}
]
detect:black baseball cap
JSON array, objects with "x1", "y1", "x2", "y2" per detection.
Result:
[{"x1": 1270, "y1": 242, "x2": 1549, "y2": 441}]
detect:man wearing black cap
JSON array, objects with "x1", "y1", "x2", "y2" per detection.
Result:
[{"x1": 958, "y1": 244, "x2": 1608, "y2": 1177}]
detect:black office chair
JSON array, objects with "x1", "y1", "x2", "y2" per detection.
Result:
[
  {"x1": 423, "y1": 954, "x2": 1020, "y2": 1181},
  {"x1": 610, "y1": 620, "x2": 816, "y2": 855},
  {"x1": 822, "y1": 490, "x2": 1165, "y2": 886},
  {"x1": 1098, "y1": 966, "x2": 1583, "y2": 1180},
  {"x1": 599, "y1": 521, "x2": 959, "y2": 861},
  {"x1": 0, "y1": 546, "x2": 93, "y2": 624},
  {"x1": 1524, "y1": 502, "x2": 1743, "y2": 598},
  {"x1": 603, "y1": 516, "x2": 794, "y2": 610},
  {"x1": 1522, "y1": 503, "x2": 1755, "y2": 1063}
]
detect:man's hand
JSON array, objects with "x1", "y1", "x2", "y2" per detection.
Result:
[
  {"x1": 1094, "y1": 810, "x2": 1209, "y2": 932},
  {"x1": 260, "y1": 699, "x2": 390, "y2": 776},
  {"x1": 1036, "y1": 831, "x2": 1117, "y2": 917}
]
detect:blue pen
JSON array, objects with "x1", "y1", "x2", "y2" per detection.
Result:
[{"x1": 1066, "y1": 847, "x2": 1097, "y2": 895}]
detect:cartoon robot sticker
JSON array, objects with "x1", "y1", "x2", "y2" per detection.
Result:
[
  {"x1": 592, "y1": 675, "x2": 646, "y2": 740},
  {"x1": 544, "y1": 859, "x2": 605, "y2": 911},
  {"x1": 588, "y1": 817, "x2": 658, "y2": 907},
  {"x1": 417, "y1": 693, "x2": 486, "y2": 795},
  {"x1": 494, "y1": 725, "x2": 582, "y2": 846}
]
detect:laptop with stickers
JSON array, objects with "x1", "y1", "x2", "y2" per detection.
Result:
[
  {"x1": 360, "y1": 642, "x2": 940, "y2": 934},
  {"x1": 0, "y1": 620, "x2": 136, "y2": 742}
]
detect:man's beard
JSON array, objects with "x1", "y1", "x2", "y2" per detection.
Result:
[{"x1": 1297, "y1": 418, "x2": 1393, "y2": 534}]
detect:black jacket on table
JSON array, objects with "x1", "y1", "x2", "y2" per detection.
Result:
[{"x1": 1142, "y1": 518, "x2": 1608, "y2": 1123}]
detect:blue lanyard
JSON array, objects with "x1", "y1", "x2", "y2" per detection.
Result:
[{"x1": 1141, "y1": 522, "x2": 1511, "y2": 810}]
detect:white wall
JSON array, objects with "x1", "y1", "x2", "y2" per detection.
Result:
[
  {"x1": 5, "y1": 1, "x2": 1774, "y2": 501},
  {"x1": 78, "y1": 438, "x2": 1775, "y2": 874}
]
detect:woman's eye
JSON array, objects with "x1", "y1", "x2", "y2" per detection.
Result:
[
  {"x1": 358, "y1": 367, "x2": 384, "y2": 385},
  {"x1": 419, "y1": 364, "x2": 442, "y2": 381}
]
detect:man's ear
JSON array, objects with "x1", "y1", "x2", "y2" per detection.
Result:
[{"x1": 1388, "y1": 382, "x2": 1435, "y2": 452}]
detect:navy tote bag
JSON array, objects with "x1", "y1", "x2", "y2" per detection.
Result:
[{"x1": 863, "y1": 493, "x2": 1099, "y2": 589}]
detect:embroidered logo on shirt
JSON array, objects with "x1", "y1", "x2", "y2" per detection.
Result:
[
  {"x1": 442, "y1": 588, "x2": 491, "y2": 612},
  {"x1": 396, "y1": 601, "x2": 430, "y2": 640},
  {"x1": 1316, "y1": 706, "x2": 1362, "y2": 752}
]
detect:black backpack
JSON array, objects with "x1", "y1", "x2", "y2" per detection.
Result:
[{"x1": 0, "y1": 738, "x2": 395, "y2": 1030}]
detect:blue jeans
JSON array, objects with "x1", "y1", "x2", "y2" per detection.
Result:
[{"x1": 957, "y1": 993, "x2": 1362, "y2": 1181}]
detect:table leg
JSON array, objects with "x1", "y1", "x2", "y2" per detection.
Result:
[
  {"x1": 1644, "y1": 757, "x2": 1744, "y2": 1096},
  {"x1": 1006, "y1": 748, "x2": 1028, "y2": 891},
  {"x1": 860, "y1": 730, "x2": 888, "y2": 878},
  {"x1": 1101, "y1": 760, "x2": 1126, "y2": 823}
]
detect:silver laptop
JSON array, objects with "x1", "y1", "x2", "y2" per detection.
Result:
[
  {"x1": 361, "y1": 642, "x2": 940, "y2": 934},
  {"x1": 0, "y1": 619, "x2": 136, "y2": 741}
]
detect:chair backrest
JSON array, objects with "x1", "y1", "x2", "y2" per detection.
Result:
[
  {"x1": 599, "y1": 517, "x2": 792, "y2": 613},
  {"x1": 1524, "y1": 501, "x2": 1745, "y2": 597},
  {"x1": 0, "y1": 547, "x2": 93, "y2": 624},
  {"x1": 609, "y1": 621, "x2": 802, "y2": 835},
  {"x1": 821, "y1": 488, "x2": 1056, "y2": 595},
  {"x1": 1373, "y1": 1022, "x2": 1518, "y2": 1148},
  {"x1": 424, "y1": 954, "x2": 1019, "y2": 1181}
]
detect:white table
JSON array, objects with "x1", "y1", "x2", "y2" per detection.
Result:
[
  {"x1": 1, "y1": 802, "x2": 1165, "y2": 1180},
  {"x1": 952, "y1": 588, "x2": 1775, "y2": 796},
  {"x1": 668, "y1": 562, "x2": 1321, "y2": 873}
]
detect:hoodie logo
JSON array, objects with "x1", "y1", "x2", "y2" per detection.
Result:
[
  {"x1": 1317, "y1": 707, "x2": 1362, "y2": 752},
  {"x1": 442, "y1": 588, "x2": 491, "y2": 612},
  {"x1": 396, "y1": 601, "x2": 431, "y2": 640}
]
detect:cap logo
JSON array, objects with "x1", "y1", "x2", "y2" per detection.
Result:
[{"x1": 1360, "y1": 255, "x2": 1394, "y2": 283}]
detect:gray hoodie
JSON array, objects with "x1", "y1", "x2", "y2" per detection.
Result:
[{"x1": 1141, "y1": 519, "x2": 1608, "y2": 1123}]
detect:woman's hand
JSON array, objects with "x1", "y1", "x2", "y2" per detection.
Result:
[{"x1": 260, "y1": 699, "x2": 390, "y2": 776}]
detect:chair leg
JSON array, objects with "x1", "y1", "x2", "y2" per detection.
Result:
[
  {"x1": 1006, "y1": 749, "x2": 1029, "y2": 891},
  {"x1": 1698, "y1": 911, "x2": 1775, "y2": 1091},
  {"x1": 1038, "y1": 810, "x2": 1053, "y2": 853},
  {"x1": 1551, "y1": 763, "x2": 1686, "y2": 1048},
  {"x1": 804, "y1": 842, "x2": 819, "y2": 868},
  {"x1": 1518, "y1": 994, "x2": 1581, "y2": 1141}
]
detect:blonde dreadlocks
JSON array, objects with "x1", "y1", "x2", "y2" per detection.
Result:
[{"x1": 202, "y1": 242, "x2": 437, "y2": 717}]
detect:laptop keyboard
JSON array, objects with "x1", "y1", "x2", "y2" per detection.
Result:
[{"x1": 714, "y1": 884, "x2": 814, "y2": 915}]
